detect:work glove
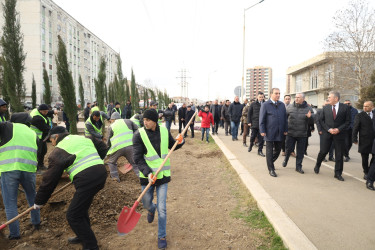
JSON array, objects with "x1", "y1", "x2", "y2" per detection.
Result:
[
  {"x1": 148, "y1": 173, "x2": 156, "y2": 184},
  {"x1": 175, "y1": 134, "x2": 184, "y2": 144},
  {"x1": 33, "y1": 204, "x2": 42, "y2": 210}
]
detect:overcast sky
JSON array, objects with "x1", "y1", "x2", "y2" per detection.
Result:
[{"x1": 54, "y1": 0, "x2": 375, "y2": 101}]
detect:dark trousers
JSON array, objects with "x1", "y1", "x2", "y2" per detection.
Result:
[
  {"x1": 212, "y1": 119, "x2": 219, "y2": 134},
  {"x1": 316, "y1": 134, "x2": 345, "y2": 176},
  {"x1": 284, "y1": 136, "x2": 307, "y2": 170},
  {"x1": 368, "y1": 160, "x2": 375, "y2": 183},
  {"x1": 188, "y1": 123, "x2": 195, "y2": 137},
  {"x1": 224, "y1": 120, "x2": 231, "y2": 135},
  {"x1": 361, "y1": 153, "x2": 374, "y2": 174},
  {"x1": 67, "y1": 169, "x2": 107, "y2": 249},
  {"x1": 250, "y1": 128, "x2": 264, "y2": 152},
  {"x1": 266, "y1": 141, "x2": 282, "y2": 171},
  {"x1": 37, "y1": 141, "x2": 47, "y2": 168},
  {"x1": 281, "y1": 135, "x2": 286, "y2": 152},
  {"x1": 344, "y1": 129, "x2": 353, "y2": 157},
  {"x1": 179, "y1": 120, "x2": 186, "y2": 135}
]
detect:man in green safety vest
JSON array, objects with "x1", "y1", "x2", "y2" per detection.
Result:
[
  {"x1": 130, "y1": 112, "x2": 143, "y2": 128},
  {"x1": 111, "y1": 102, "x2": 122, "y2": 117},
  {"x1": 133, "y1": 109, "x2": 185, "y2": 249},
  {"x1": 34, "y1": 126, "x2": 108, "y2": 250},
  {"x1": 0, "y1": 98, "x2": 7, "y2": 122},
  {"x1": 106, "y1": 112, "x2": 139, "y2": 182},
  {"x1": 85, "y1": 110, "x2": 104, "y2": 140},
  {"x1": 30, "y1": 104, "x2": 57, "y2": 171},
  {"x1": 149, "y1": 100, "x2": 164, "y2": 126},
  {"x1": 0, "y1": 112, "x2": 41, "y2": 240}
]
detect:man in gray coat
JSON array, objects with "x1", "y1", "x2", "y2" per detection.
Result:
[{"x1": 282, "y1": 93, "x2": 314, "y2": 174}]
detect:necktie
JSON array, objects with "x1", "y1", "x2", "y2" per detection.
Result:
[{"x1": 332, "y1": 105, "x2": 336, "y2": 120}]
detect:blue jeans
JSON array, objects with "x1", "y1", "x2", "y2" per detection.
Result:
[
  {"x1": 230, "y1": 121, "x2": 240, "y2": 139},
  {"x1": 201, "y1": 128, "x2": 210, "y2": 141},
  {"x1": 1, "y1": 171, "x2": 40, "y2": 237},
  {"x1": 141, "y1": 183, "x2": 168, "y2": 238},
  {"x1": 165, "y1": 120, "x2": 172, "y2": 132}
]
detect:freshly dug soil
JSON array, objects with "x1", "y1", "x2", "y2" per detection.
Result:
[{"x1": 0, "y1": 131, "x2": 270, "y2": 249}]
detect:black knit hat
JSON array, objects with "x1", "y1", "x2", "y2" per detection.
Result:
[
  {"x1": 143, "y1": 109, "x2": 158, "y2": 123},
  {"x1": 38, "y1": 104, "x2": 49, "y2": 111},
  {"x1": 43, "y1": 126, "x2": 67, "y2": 142}
]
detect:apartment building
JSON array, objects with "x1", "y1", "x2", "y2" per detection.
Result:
[
  {"x1": 245, "y1": 66, "x2": 272, "y2": 100},
  {"x1": 0, "y1": 0, "x2": 118, "y2": 105}
]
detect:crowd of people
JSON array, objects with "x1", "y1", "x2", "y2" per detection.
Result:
[{"x1": 1, "y1": 88, "x2": 375, "y2": 249}]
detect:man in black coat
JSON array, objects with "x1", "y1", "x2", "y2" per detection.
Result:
[
  {"x1": 210, "y1": 100, "x2": 220, "y2": 135},
  {"x1": 352, "y1": 101, "x2": 375, "y2": 181},
  {"x1": 122, "y1": 100, "x2": 132, "y2": 119},
  {"x1": 178, "y1": 103, "x2": 187, "y2": 136},
  {"x1": 84, "y1": 102, "x2": 91, "y2": 121},
  {"x1": 185, "y1": 105, "x2": 196, "y2": 138},
  {"x1": 314, "y1": 91, "x2": 351, "y2": 181},
  {"x1": 247, "y1": 92, "x2": 265, "y2": 156},
  {"x1": 228, "y1": 96, "x2": 243, "y2": 141}
]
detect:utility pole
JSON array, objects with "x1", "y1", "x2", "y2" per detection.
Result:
[{"x1": 176, "y1": 69, "x2": 191, "y2": 100}]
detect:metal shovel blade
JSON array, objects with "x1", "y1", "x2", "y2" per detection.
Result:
[
  {"x1": 117, "y1": 202, "x2": 141, "y2": 235},
  {"x1": 118, "y1": 163, "x2": 133, "y2": 175}
]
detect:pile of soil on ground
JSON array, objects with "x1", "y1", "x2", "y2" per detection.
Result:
[{"x1": 0, "y1": 144, "x2": 141, "y2": 250}]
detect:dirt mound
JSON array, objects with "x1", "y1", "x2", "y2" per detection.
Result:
[{"x1": 0, "y1": 150, "x2": 142, "y2": 249}]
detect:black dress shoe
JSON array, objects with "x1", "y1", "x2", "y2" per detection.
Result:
[
  {"x1": 314, "y1": 165, "x2": 320, "y2": 174},
  {"x1": 323, "y1": 158, "x2": 328, "y2": 162},
  {"x1": 366, "y1": 182, "x2": 375, "y2": 191},
  {"x1": 282, "y1": 161, "x2": 287, "y2": 167},
  {"x1": 364, "y1": 174, "x2": 368, "y2": 180},
  {"x1": 8, "y1": 235, "x2": 21, "y2": 240},
  {"x1": 243, "y1": 143, "x2": 247, "y2": 147},
  {"x1": 232, "y1": 138, "x2": 235, "y2": 141},
  {"x1": 329, "y1": 157, "x2": 335, "y2": 162},
  {"x1": 258, "y1": 151, "x2": 265, "y2": 157},
  {"x1": 296, "y1": 168, "x2": 304, "y2": 174},
  {"x1": 334, "y1": 175, "x2": 344, "y2": 181},
  {"x1": 68, "y1": 236, "x2": 82, "y2": 244},
  {"x1": 269, "y1": 170, "x2": 277, "y2": 177},
  {"x1": 344, "y1": 156, "x2": 349, "y2": 162},
  {"x1": 248, "y1": 145, "x2": 253, "y2": 152}
]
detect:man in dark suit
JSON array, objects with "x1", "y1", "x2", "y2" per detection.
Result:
[
  {"x1": 314, "y1": 91, "x2": 351, "y2": 181},
  {"x1": 259, "y1": 88, "x2": 288, "y2": 177},
  {"x1": 352, "y1": 101, "x2": 375, "y2": 181}
]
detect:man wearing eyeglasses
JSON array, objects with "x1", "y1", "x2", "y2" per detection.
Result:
[{"x1": 343, "y1": 100, "x2": 358, "y2": 162}]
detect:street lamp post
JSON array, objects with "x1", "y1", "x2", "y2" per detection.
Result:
[{"x1": 241, "y1": 0, "x2": 265, "y2": 101}]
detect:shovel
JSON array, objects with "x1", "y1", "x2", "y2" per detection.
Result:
[
  {"x1": 0, "y1": 182, "x2": 72, "y2": 231},
  {"x1": 118, "y1": 163, "x2": 133, "y2": 175},
  {"x1": 117, "y1": 110, "x2": 197, "y2": 235}
]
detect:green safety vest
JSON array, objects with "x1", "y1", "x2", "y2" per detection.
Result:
[
  {"x1": 138, "y1": 126, "x2": 171, "y2": 180},
  {"x1": 84, "y1": 117, "x2": 103, "y2": 137},
  {"x1": 107, "y1": 119, "x2": 133, "y2": 155},
  {"x1": 0, "y1": 123, "x2": 38, "y2": 173},
  {"x1": 156, "y1": 109, "x2": 162, "y2": 125},
  {"x1": 30, "y1": 108, "x2": 48, "y2": 139},
  {"x1": 130, "y1": 114, "x2": 141, "y2": 127},
  {"x1": 91, "y1": 106, "x2": 100, "y2": 113},
  {"x1": 112, "y1": 108, "x2": 122, "y2": 117},
  {"x1": 0, "y1": 115, "x2": 6, "y2": 122},
  {"x1": 56, "y1": 135, "x2": 103, "y2": 181}
]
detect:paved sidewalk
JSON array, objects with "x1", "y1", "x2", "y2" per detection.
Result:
[{"x1": 211, "y1": 130, "x2": 375, "y2": 250}]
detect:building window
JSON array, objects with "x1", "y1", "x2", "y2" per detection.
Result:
[
  {"x1": 310, "y1": 69, "x2": 318, "y2": 89},
  {"x1": 325, "y1": 64, "x2": 332, "y2": 87},
  {"x1": 296, "y1": 74, "x2": 302, "y2": 93}
]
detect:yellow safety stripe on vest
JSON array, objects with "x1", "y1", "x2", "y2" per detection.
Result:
[
  {"x1": 0, "y1": 158, "x2": 38, "y2": 166},
  {"x1": 0, "y1": 145, "x2": 37, "y2": 154},
  {"x1": 109, "y1": 139, "x2": 133, "y2": 151},
  {"x1": 110, "y1": 131, "x2": 133, "y2": 142}
]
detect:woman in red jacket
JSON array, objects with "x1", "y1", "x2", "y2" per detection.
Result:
[{"x1": 198, "y1": 105, "x2": 214, "y2": 143}]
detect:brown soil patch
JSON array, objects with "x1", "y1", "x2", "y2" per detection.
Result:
[{"x1": 1, "y1": 131, "x2": 274, "y2": 249}]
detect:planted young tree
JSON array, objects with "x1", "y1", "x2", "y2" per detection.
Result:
[
  {"x1": 56, "y1": 35, "x2": 77, "y2": 134},
  {"x1": 115, "y1": 54, "x2": 126, "y2": 105},
  {"x1": 43, "y1": 67, "x2": 51, "y2": 105},
  {"x1": 1, "y1": 0, "x2": 26, "y2": 112},
  {"x1": 94, "y1": 57, "x2": 106, "y2": 111},
  {"x1": 31, "y1": 74, "x2": 36, "y2": 108},
  {"x1": 124, "y1": 77, "x2": 130, "y2": 101},
  {"x1": 108, "y1": 81, "x2": 115, "y2": 104},
  {"x1": 130, "y1": 69, "x2": 137, "y2": 115},
  {"x1": 78, "y1": 75, "x2": 84, "y2": 110}
]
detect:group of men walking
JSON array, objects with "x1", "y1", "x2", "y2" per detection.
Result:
[{"x1": 0, "y1": 99, "x2": 185, "y2": 249}]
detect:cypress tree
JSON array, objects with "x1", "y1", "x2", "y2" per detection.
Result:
[
  {"x1": 108, "y1": 81, "x2": 115, "y2": 104},
  {"x1": 56, "y1": 35, "x2": 77, "y2": 134},
  {"x1": 31, "y1": 74, "x2": 36, "y2": 108},
  {"x1": 115, "y1": 55, "x2": 126, "y2": 106},
  {"x1": 104, "y1": 83, "x2": 108, "y2": 104},
  {"x1": 357, "y1": 70, "x2": 375, "y2": 107},
  {"x1": 1, "y1": 0, "x2": 26, "y2": 112},
  {"x1": 94, "y1": 57, "x2": 106, "y2": 111},
  {"x1": 124, "y1": 77, "x2": 130, "y2": 102},
  {"x1": 43, "y1": 67, "x2": 51, "y2": 105},
  {"x1": 78, "y1": 75, "x2": 84, "y2": 110},
  {"x1": 130, "y1": 69, "x2": 137, "y2": 115}
]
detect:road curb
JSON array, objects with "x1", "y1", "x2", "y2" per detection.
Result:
[{"x1": 212, "y1": 135, "x2": 317, "y2": 250}]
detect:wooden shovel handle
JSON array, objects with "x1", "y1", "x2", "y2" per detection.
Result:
[
  {"x1": 136, "y1": 111, "x2": 198, "y2": 203},
  {"x1": 0, "y1": 181, "x2": 72, "y2": 229}
]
